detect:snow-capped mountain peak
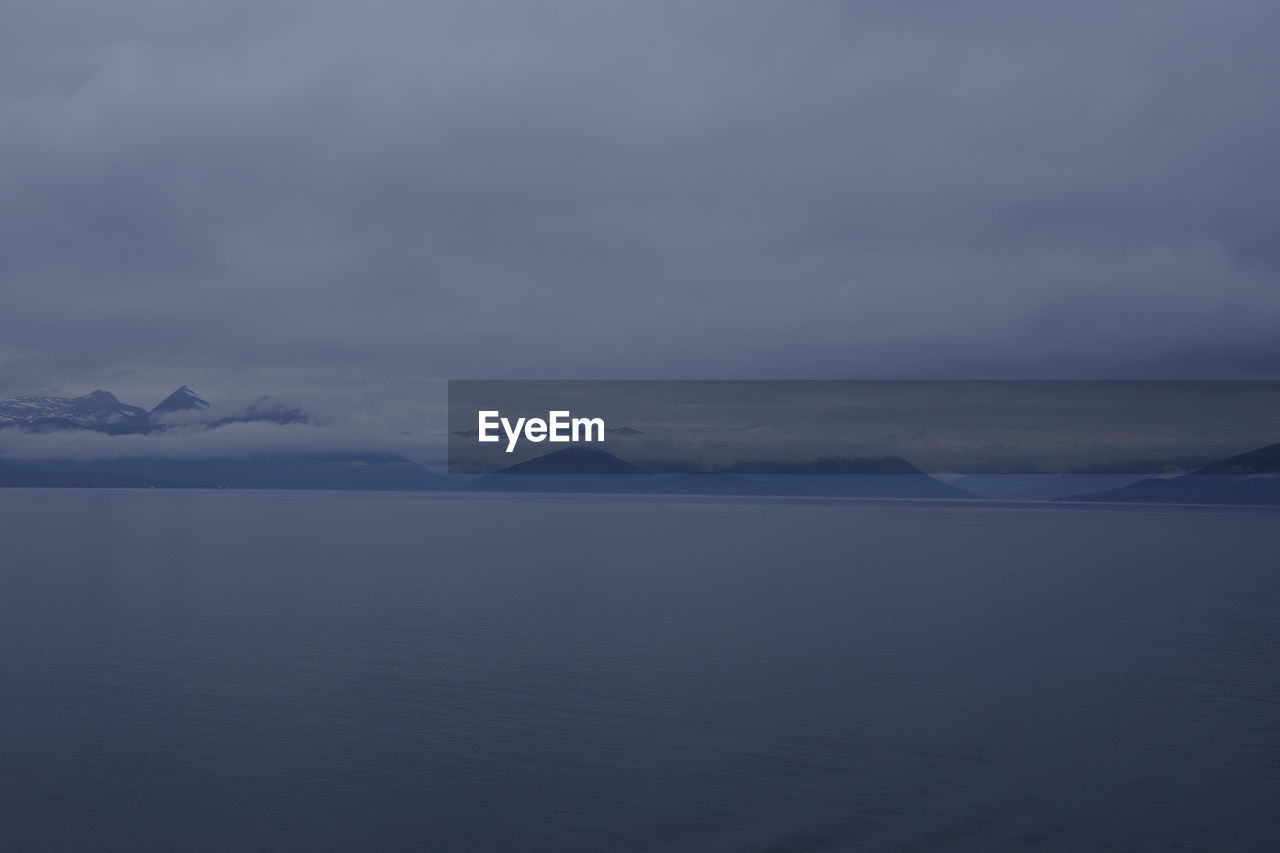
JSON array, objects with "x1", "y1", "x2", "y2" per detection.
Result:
[
  {"x1": 0, "y1": 386, "x2": 304, "y2": 434},
  {"x1": 0, "y1": 390, "x2": 152, "y2": 434},
  {"x1": 152, "y1": 385, "x2": 211, "y2": 414}
]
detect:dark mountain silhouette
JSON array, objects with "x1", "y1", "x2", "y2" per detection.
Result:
[
  {"x1": 1068, "y1": 456, "x2": 1219, "y2": 476},
  {"x1": 463, "y1": 447, "x2": 648, "y2": 492},
  {"x1": 720, "y1": 457, "x2": 976, "y2": 499},
  {"x1": 151, "y1": 385, "x2": 210, "y2": 414},
  {"x1": 641, "y1": 474, "x2": 812, "y2": 496},
  {"x1": 465, "y1": 449, "x2": 977, "y2": 499},
  {"x1": 489, "y1": 447, "x2": 646, "y2": 475},
  {"x1": 723, "y1": 457, "x2": 926, "y2": 476},
  {"x1": 1061, "y1": 443, "x2": 1280, "y2": 505},
  {"x1": 1193, "y1": 443, "x2": 1280, "y2": 476},
  {"x1": 997, "y1": 455, "x2": 1216, "y2": 501}
]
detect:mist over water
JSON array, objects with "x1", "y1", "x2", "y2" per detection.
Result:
[{"x1": 2, "y1": 489, "x2": 1278, "y2": 852}]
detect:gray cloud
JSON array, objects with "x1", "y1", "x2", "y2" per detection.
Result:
[
  {"x1": 0, "y1": 420, "x2": 403, "y2": 462},
  {"x1": 3, "y1": 0, "x2": 1279, "y2": 444}
]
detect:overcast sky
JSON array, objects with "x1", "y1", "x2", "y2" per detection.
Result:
[{"x1": 3, "y1": 1, "x2": 1279, "y2": 430}]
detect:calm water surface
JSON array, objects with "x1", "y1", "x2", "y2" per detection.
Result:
[{"x1": 1, "y1": 489, "x2": 1278, "y2": 851}]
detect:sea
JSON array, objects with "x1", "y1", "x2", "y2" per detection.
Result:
[{"x1": 1, "y1": 488, "x2": 1277, "y2": 852}]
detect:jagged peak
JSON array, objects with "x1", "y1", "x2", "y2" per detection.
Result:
[{"x1": 152, "y1": 385, "x2": 211, "y2": 413}]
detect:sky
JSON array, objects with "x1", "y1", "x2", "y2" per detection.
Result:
[{"x1": 3, "y1": 1, "x2": 1279, "y2": 455}]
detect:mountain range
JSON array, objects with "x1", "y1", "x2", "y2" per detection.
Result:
[
  {"x1": 1061, "y1": 443, "x2": 1280, "y2": 506},
  {"x1": 0, "y1": 385, "x2": 439, "y2": 491},
  {"x1": 0, "y1": 386, "x2": 305, "y2": 434},
  {"x1": 0, "y1": 389, "x2": 154, "y2": 435},
  {"x1": 3, "y1": 386, "x2": 1278, "y2": 504},
  {"x1": 464, "y1": 447, "x2": 978, "y2": 499}
]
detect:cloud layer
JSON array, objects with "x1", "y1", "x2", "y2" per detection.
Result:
[{"x1": 3, "y1": 1, "x2": 1279, "y2": 432}]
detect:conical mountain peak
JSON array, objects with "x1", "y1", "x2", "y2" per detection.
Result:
[{"x1": 152, "y1": 385, "x2": 210, "y2": 414}]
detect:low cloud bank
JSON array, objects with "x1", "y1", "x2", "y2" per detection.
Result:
[{"x1": 0, "y1": 420, "x2": 443, "y2": 463}]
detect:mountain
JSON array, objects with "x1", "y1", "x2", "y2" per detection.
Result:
[
  {"x1": 642, "y1": 474, "x2": 812, "y2": 496},
  {"x1": 1192, "y1": 443, "x2": 1280, "y2": 476},
  {"x1": 1061, "y1": 443, "x2": 1280, "y2": 506},
  {"x1": 0, "y1": 390, "x2": 153, "y2": 434},
  {"x1": 0, "y1": 384, "x2": 448, "y2": 490},
  {"x1": 970, "y1": 456, "x2": 1218, "y2": 501},
  {"x1": 0, "y1": 386, "x2": 305, "y2": 434},
  {"x1": 151, "y1": 385, "x2": 210, "y2": 414},
  {"x1": 463, "y1": 447, "x2": 649, "y2": 491},
  {"x1": 487, "y1": 447, "x2": 647, "y2": 475},
  {"x1": 720, "y1": 457, "x2": 977, "y2": 499},
  {"x1": 464, "y1": 449, "x2": 977, "y2": 499},
  {"x1": 723, "y1": 457, "x2": 927, "y2": 476}
]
